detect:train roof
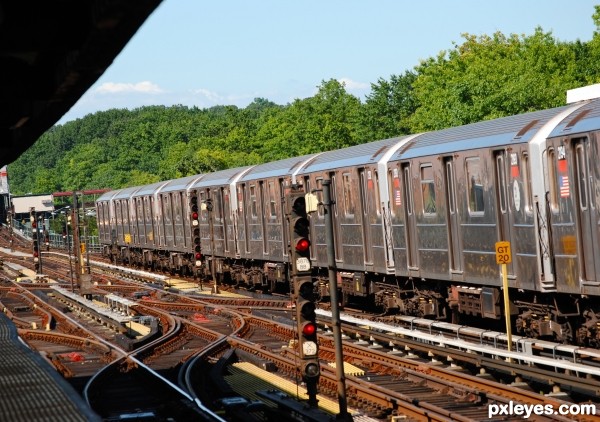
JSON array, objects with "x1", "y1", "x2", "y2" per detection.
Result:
[
  {"x1": 158, "y1": 174, "x2": 204, "y2": 193},
  {"x1": 240, "y1": 154, "x2": 317, "y2": 182},
  {"x1": 131, "y1": 181, "x2": 170, "y2": 197},
  {"x1": 191, "y1": 166, "x2": 252, "y2": 188},
  {"x1": 299, "y1": 136, "x2": 408, "y2": 173},
  {"x1": 549, "y1": 98, "x2": 600, "y2": 138},
  {"x1": 393, "y1": 105, "x2": 573, "y2": 160},
  {"x1": 111, "y1": 186, "x2": 144, "y2": 200},
  {"x1": 96, "y1": 189, "x2": 120, "y2": 202}
]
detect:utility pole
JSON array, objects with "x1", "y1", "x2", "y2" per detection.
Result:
[{"x1": 323, "y1": 179, "x2": 352, "y2": 421}]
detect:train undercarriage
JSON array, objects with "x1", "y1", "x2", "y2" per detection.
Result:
[{"x1": 103, "y1": 244, "x2": 600, "y2": 347}]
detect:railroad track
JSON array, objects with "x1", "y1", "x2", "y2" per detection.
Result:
[{"x1": 2, "y1": 240, "x2": 600, "y2": 420}]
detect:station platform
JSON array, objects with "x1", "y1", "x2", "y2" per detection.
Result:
[
  {"x1": 228, "y1": 361, "x2": 377, "y2": 419},
  {"x1": 0, "y1": 312, "x2": 100, "y2": 421}
]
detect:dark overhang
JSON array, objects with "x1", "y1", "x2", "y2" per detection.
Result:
[{"x1": 0, "y1": 0, "x2": 162, "y2": 166}]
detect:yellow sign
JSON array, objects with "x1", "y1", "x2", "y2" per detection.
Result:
[
  {"x1": 495, "y1": 241, "x2": 511, "y2": 264},
  {"x1": 124, "y1": 233, "x2": 131, "y2": 244},
  {"x1": 80, "y1": 243, "x2": 86, "y2": 254}
]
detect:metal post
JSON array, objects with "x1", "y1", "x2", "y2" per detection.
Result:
[
  {"x1": 65, "y1": 218, "x2": 74, "y2": 292},
  {"x1": 206, "y1": 198, "x2": 219, "y2": 294},
  {"x1": 322, "y1": 179, "x2": 352, "y2": 421},
  {"x1": 37, "y1": 216, "x2": 43, "y2": 275},
  {"x1": 83, "y1": 198, "x2": 91, "y2": 274},
  {"x1": 72, "y1": 192, "x2": 82, "y2": 287}
]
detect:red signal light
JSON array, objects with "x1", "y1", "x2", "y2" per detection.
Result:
[
  {"x1": 302, "y1": 322, "x2": 317, "y2": 336},
  {"x1": 192, "y1": 212, "x2": 199, "y2": 220},
  {"x1": 195, "y1": 253, "x2": 202, "y2": 260},
  {"x1": 295, "y1": 238, "x2": 310, "y2": 252}
]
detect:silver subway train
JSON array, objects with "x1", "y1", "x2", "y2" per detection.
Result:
[{"x1": 97, "y1": 85, "x2": 600, "y2": 346}]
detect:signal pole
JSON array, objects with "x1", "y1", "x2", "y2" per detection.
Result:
[
  {"x1": 288, "y1": 185, "x2": 319, "y2": 407},
  {"x1": 323, "y1": 180, "x2": 352, "y2": 421},
  {"x1": 30, "y1": 207, "x2": 42, "y2": 275}
]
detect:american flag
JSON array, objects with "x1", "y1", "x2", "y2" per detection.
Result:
[{"x1": 560, "y1": 175, "x2": 570, "y2": 198}]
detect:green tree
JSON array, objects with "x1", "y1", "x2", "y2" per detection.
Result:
[
  {"x1": 255, "y1": 79, "x2": 362, "y2": 161},
  {"x1": 409, "y1": 29, "x2": 579, "y2": 131},
  {"x1": 360, "y1": 71, "x2": 418, "y2": 140}
]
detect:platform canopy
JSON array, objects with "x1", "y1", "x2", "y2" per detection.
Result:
[{"x1": 0, "y1": 0, "x2": 162, "y2": 167}]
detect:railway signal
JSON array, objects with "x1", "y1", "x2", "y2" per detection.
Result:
[
  {"x1": 190, "y1": 194, "x2": 201, "y2": 266},
  {"x1": 288, "y1": 186, "x2": 319, "y2": 406},
  {"x1": 289, "y1": 190, "x2": 311, "y2": 277},
  {"x1": 30, "y1": 208, "x2": 41, "y2": 273}
]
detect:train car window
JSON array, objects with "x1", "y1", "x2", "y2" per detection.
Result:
[
  {"x1": 360, "y1": 170, "x2": 368, "y2": 213},
  {"x1": 214, "y1": 189, "x2": 223, "y2": 223},
  {"x1": 374, "y1": 171, "x2": 381, "y2": 216},
  {"x1": 403, "y1": 166, "x2": 414, "y2": 215},
  {"x1": 466, "y1": 157, "x2": 485, "y2": 215},
  {"x1": 199, "y1": 191, "x2": 207, "y2": 221},
  {"x1": 388, "y1": 169, "x2": 398, "y2": 217},
  {"x1": 237, "y1": 185, "x2": 244, "y2": 214},
  {"x1": 315, "y1": 178, "x2": 324, "y2": 219},
  {"x1": 547, "y1": 148, "x2": 559, "y2": 212},
  {"x1": 496, "y1": 154, "x2": 507, "y2": 213},
  {"x1": 522, "y1": 153, "x2": 533, "y2": 214},
  {"x1": 163, "y1": 194, "x2": 171, "y2": 225},
  {"x1": 250, "y1": 184, "x2": 257, "y2": 219},
  {"x1": 330, "y1": 173, "x2": 339, "y2": 217},
  {"x1": 575, "y1": 144, "x2": 588, "y2": 210},
  {"x1": 268, "y1": 181, "x2": 277, "y2": 219},
  {"x1": 342, "y1": 172, "x2": 355, "y2": 217},
  {"x1": 420, "y1": 164, "x2": 436, "y2": 215},
  {"x1": 446, "y1": 161, "x2": 456, "y2": 214}
]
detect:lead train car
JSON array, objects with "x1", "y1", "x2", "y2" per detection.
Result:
[{"x1": 97, "y1": 88, "x2": 600, "y2": 346}]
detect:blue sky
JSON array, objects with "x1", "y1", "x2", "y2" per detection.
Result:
[{"x1": 58, "y1": 0, "x2": 600, "y2": 124}]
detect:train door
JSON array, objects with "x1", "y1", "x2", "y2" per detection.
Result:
[
  {"x1": 573, "y1": 138, "x2": 599, "y2": 284},
  {"x1": 259, "y1": 181, "x2": 268, "y2": 255},
  {"x1": 239, "y1": 184, "x2": 250, "y2": 255},
  {"x1": 494, "y1": 151, "x2": 515, "y2": 275},
  {"x1": 443, "y1": 157, "x2": 462, "y2": 274},
  {"x1": 329, "y1": 172, "x2": 343, "y2": 262},
  {"x1": 280, "y1": 178, "x2": 289, "y2": 259},
  {"x1": 401, "y1": 163, "x2": 418, "y2": 269},
  {"x1": 115, "y1": 200, "x2": 123, "y2": 241},
  {"x1": 163, "y1": 194, "x2": 174, "y2": 248},
  {"x1": 358, "y1": 168, "x2": 373, "y2": 265},
  {"x1": 221, "y1": 187, "x2": 231, "y2": 253}
]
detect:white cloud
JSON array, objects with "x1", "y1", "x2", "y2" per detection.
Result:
[
  {"x1": 192, "y1": 88, "x2": 256, "y2": 106},
  {"x1": 337, "y1": 77, "x2": 369, "y2": 90},
  {"x1": 95, "y1": 81, "x2": 164, "y2": 94}
]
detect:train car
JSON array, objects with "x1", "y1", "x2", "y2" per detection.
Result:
[
  {"x1": 96, "y1": 189, "x2": 120, "y2": 251},
  {"x1": 97, "y1": 186, "x2": 142, "y2": 262},
  {"x1": 379, "y1": 104, "x2": 578, "y2": 322},
  {"x1": 127, "y1": 181, "x2": 169, "y2": 268},
  {"x1": 540, "y1": 97, "x2": 600, "y2": 345},
  {"x1": 155, "y1": 174, "x2": 204, "y2": 274},
  {"x1": 234, "y1": 154, "x2": 318, "y2": 291},
  {"x1": 297, "y1": 137, "x2": 410, "y2": 301},
  {"x1": 190, "y1": 166, "x2": 252, "y2": 282}
]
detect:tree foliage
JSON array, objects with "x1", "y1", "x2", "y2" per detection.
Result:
[{"x1": 8, "y1": 7, "x2": 600, "y2": 195}]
